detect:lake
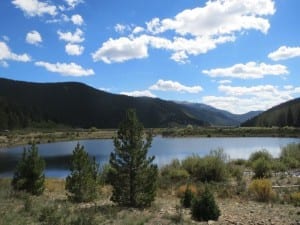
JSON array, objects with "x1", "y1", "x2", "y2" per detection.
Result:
[{"x1": 1, "y1": 136, "x2": 299, "y2": 178}]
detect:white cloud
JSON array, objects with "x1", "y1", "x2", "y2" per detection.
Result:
[
  {"x1": 35, "y1": 61, "x2": 94, "y2": 76},
  {"x1": 202, "y1": 84, "x2": 300, "y2": 114},
  {"x1": 64, "y1": 0, "x2": 83, "y2": 9},
  {"x1": 92, "y1": 34, "x2": 235, "y2": 64},
  {"x1": 26, "y1": 30, "x2": 42, "y2": 45},
  {"x1": 92, "y1": 37, "x2": 148, "y2": 63},
  {"x1": 0, "y1": 41, "x2": 31, "y2": 65},
  {"x1": 120, "y1": 90, "x2": 156, "y2": 98},
  {"x1": 65, "y1": 43, "x2": 84, "y2": 55},
  {"x1": 94, "y1": 0, "x2": 276, "y2": 64},
  {"x1": 268, "y1": 46, "x2": 300, "y2": 61},
  {"x1": 146, "y1": 0, "x2": 275, "y2": 36},
  {"x1": 202, "y1": 62, "x2": 288, "y2": 79},
  {"x1": 114, "y1": 24, "x2": 127, "y2": 33},
  {"x1": 218, "y1": 80, "x2": 232, "y2": 84},
  {"x1": 132, "y1": 26, "x2": 144, "y2": 34},
  {"x1": 57, "y1": 28, "x2": 84, "y2": 43},
  {"x1": 2, "y1": 36, "x2": 9, "y2": 42},
  {"x1": 12, "y1": 0, "x2": 57, "y2": 17},
  {"x1": 150, "y1": 79, "x2": 203, "y2": 94},
  {"x1": 71, "y1": 14, "x2": 83, "y2": 26}
]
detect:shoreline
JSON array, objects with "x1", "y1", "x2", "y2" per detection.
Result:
[{"x1": 1, "y1": 127, "x2": 300, "y2": 149}]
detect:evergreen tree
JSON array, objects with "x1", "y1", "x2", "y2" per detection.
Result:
[
  {"x1": 65, "y1": 143, "x2": 99, "y2": 202},
  {"x1": 191, "y1": 187, "x2": 220, "y2": 221},
  {"x1": 287, "y1": 107, "x2": 294, "y2": 126},
  {"x1": 11, "y1": 143, "x2": 45, "y2": 195},
  {"x1": 109, "y1": 109, "x2": 158, "y2": 207}
]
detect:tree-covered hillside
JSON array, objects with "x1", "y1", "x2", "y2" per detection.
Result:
[
  {"x1": 242, "y1": 98, "x2": 300, "y2": 127},
  {"x1": 0, "y1": 78, "x2": 206, "y2": 129}
]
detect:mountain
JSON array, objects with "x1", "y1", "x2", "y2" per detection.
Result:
[
  {"x1": 242, "y1": 98, "x2": 300, "y2": 127},
  {"x1": 177, "y1": 102, "x2": 262, "y2": 126},
  {"x1": 0, "y1": 78, "x2": 207, "y2": 129}
]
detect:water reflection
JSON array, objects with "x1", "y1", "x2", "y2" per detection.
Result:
[{"x1": 0, "y1": 136, "x2": 299, "y2": 178}]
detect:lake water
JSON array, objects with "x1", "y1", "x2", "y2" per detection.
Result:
[{"x1": 1, "y1": 136, "x2": 299, "y2": 178}]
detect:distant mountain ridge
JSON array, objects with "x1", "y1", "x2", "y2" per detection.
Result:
[
  {"x1": 177, "y1": 102, "x2": 262, "y2": 126},
  {"x1": 242, "y1": 98, "x2": 300, "y2": 127},
  {"x1": 0, "y1": 77, "x2": 260, "y2": 129}
]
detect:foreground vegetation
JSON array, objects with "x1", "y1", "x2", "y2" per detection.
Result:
[{"x1": 1, "y1": 142, "x2": 299, "y2": 224}]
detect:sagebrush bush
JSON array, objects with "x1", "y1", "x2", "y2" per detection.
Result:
[
  {"x1": 182, "y1": 149, "x2": 228, "y2": 182},
  {"x1": 249, "y1": 179, "x2": 275, "y2": 202},
  {"x1": 290, "y1": 192, "x2": 300, "y2": 206},
  {"x1": 280, "y1": 143, "x2": 300, "y2": 169},
  {"x1": 191, "y1": 187, "x2": 220, "y2": 221},
  {"x1": 249, "y1": 150, "x2": 273, "y2": 162},
  {"x1": 252, "y1": 158, "x2": 272, "y2": 178}
]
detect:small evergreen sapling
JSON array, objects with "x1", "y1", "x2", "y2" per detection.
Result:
[
  {"x1": 65, "y1": 143, "x2": 100, "y2": 202},
  {"x1": 191, "y1": 186, "x2": 220, "y2": 221},
  {"x1": 12, "y1": 143, "x2": 45, "y2": 195}
]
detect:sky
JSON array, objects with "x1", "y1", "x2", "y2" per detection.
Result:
[{"x1": 1, "y1": 0, "x2": 300, "y2": 114}]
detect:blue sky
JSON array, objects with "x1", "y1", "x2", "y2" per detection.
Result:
[{"x1": 1, "y1": 0, "x2": 300, "y2": 114}]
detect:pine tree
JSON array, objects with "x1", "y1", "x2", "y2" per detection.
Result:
[
  {"x1": 11, "y1": 143, "x2": 45, "y2": 195},
  {"x1": 287, "y1": 107, "x2": 294, "y2": 126},
  {"x1": 109, "y1": 109, "x2": 158, "y2": 208},
  {"x1": 191, "y1": 187, "x2": 221, "y2": 221},
  {"x1": 65, "y1": 143, "x2": 100, "y2": 202}
]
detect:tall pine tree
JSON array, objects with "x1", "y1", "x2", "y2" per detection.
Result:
[
  {"x1": 12, "y1": 143, "x2": 45, "y2": 195},
  {"x1": 109, "y1": 109, "x2": 158, "y2": 207}
]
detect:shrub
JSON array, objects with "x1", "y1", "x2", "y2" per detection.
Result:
[
  {"x1": 65, "y1": 143, "x2": 100, "y2": 203},
  {"x1": 290, "y1": 192, "x2": 300, "y2": 206},
  {"x1": 252, "y1": 158, "x2": 272, "y2": 178},
  {"x1": 11, "y1": 143, "x2": 45, "y2": 195},
  {"x1": 183, "y1": 149, "x2": 228, "y2": 182},
  {"x1": 249, "y1": 150, "x2": 273, "y2": 162},
  {"x1": 280, "y1": 143, "x2": 300, "y2": 169},
  {"x1": 249, "y1": 179, "x2": 275, "y2": 202},
  {"x1": 191, "y1": 187, "x2": 220, "y2": 221}
]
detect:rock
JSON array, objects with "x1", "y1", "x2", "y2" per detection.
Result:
[{"x1": 208, "y1": 220, "x2": 215, "y2": 225}]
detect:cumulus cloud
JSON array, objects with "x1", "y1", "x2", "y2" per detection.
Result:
[
  {"x1": 92, "y1": 37, "x2": 148, "y2": 63},
  {"x1": 12, "y1": 0, "x2": 57, "y2": 17},
  {"x1": 146, "y1": 0, "x2": 275, "y2": 36},
  {"x1": 26, "y1": 30, "x2": 42, "y2": 45},
  {"x1": 57, "y1": 28, "x2": 84, "y2": 43},
  {"x1": 150, "y1": 79, "x2": 203, "y2": 93},
  {"x1": 202, "y1": 84, "x2": 300, "y2": 114},
  {"x1": 268, "y1": 46, "x2": 300, "y2": 61},
  {"x1": 218, "y1": 80, "x2": 232, "y2": 84},
  {"x1": 94, "y1": 0, "x2": 275, "y2": 63},
  {"x1": 65, "y1": 43, "x2": 84, "y2": 55},
  {"x1": 92, "y1": 34, "x2": 235, "y2": 64},
  {"x1": 120, "y1": 90, "x2": 156, "y2": 98},
  {"x1": 0, "y1": 41, "x2": 31, "y2": 66},
  {"x1": 71, "y1": 14, "x2": 83, "y2": 26},
  {"x1": 35, "y1": 61, "x2": 94, "y2": 76},
  {"x1": 202, "y1": 62, "x2": 288, "y2": 79}
]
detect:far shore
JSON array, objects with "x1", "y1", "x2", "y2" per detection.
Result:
[{"x1": 1, "y1": 126, "x2": 300, "y2": 148}]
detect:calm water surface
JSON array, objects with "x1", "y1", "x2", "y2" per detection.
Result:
[{"x1": 1, "y1": 136, "x2": 299, "y2": 178}]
